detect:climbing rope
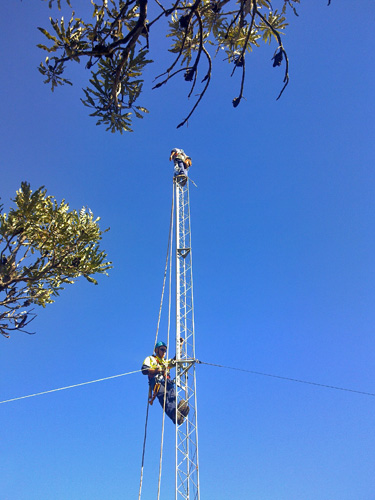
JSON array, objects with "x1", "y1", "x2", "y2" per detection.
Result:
[
  {"x1": 137, "y1": 396, "x2": 150, "y2": 500},
  {"x1": 138, "y1": 181, "x2": 175, "y2": 500},
  {"x1": 153, "y1": 181, "x2": 175, "y2": 349},
  {"x1": 157, "y1": 181, "x2": 174, "y2": 500}
]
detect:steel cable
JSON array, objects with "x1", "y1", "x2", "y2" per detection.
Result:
[
  {"x1": 0, "y1": 369, "x2": 142, "y2": 405},
  {"x1": 197, "y1": 361, "x2": 375, "y2": 397}
]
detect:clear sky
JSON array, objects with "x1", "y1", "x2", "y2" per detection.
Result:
[{"x1": 1, "y1": 1, "x2": 375, "y2": 499}]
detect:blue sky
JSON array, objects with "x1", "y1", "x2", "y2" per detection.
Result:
[{"x1": 1, "y1": 1, "x2": 375, "y2": 499}]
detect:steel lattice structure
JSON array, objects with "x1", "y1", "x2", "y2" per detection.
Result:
[{"x1": 174, "y1": 176, "x2": 200, "y2": 500}]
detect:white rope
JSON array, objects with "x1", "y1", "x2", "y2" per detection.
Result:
[
  {"x1": 138, "y1": 395, "x2": 151, "y2": 500},
  {"x1": 153, "y1": 181, "x2": 175, "y2": 349},
  {"x1": 139, "y1": 181, "x2": 175, "y2": 500},
  {"x1": 157, "y1": 180, "x2": 174, "y2": 500},
  {"x1": 158, "y1": 384, "x2": 168, "y2": 499},
  {"x1": 0, "y1": 369, "x2": 142, "y2": 405}
]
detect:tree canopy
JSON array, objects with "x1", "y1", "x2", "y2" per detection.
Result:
[
  {"x1": 36, "y1": 0, "x2": 325, "y2": 133},
  {"x1": 0, "y1": 183, "x2": 111, "y2": 338}
]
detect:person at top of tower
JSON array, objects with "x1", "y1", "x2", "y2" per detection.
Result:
[
  {"x1": 169, "y1": 148, "x2": 192, "y2": 185},
  {"x1": 142, "y1": 339, "x2": 189, "y2": 425}
]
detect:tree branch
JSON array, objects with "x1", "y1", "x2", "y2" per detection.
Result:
[
  {"x1": 255, "y1": 4, "x2": 289, "y2": 99},
  {"x1": 177, "y1": 45, "x2": 211, "y2": 128}
]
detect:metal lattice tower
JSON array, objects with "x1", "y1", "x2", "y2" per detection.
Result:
[{"x1": 174, "y1": 176, "x2": 200, "y2": 500}]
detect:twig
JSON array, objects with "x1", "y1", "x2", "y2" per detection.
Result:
[
  {"x1": 177, "y1": 45, "x2": 211, "y2": 128},
  {"x1": 255, "y1": 5, "x2": 289, "y2": 99},
  {"x1": 187, "y1": 10, "x2": 204, "y2": 98}
]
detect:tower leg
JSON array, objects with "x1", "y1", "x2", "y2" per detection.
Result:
[{"x1": 174, "y1": 177, "x2": 200, "y2": 500}]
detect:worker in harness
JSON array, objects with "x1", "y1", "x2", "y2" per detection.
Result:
[
  {"x1": 142, "y1": 340, "x2": 189, "y2": 425},
  {"x1": 169, "y1": 148, "x2": 192, "y2": 186}
]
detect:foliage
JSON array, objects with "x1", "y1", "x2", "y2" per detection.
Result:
[
  {"x1": 37, "y1": 0, "x2": 308, "y2": 133},
  {"x1": 0, "y1": 182, "x2": 112, "y2": 339}
]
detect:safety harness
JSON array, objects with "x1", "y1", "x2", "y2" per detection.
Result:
[
  {"x1": 148, "y1": 383, "x2": 160, "y2": 405},
  {"x1": 147, "y1": 355, "x2": 170, "y2": 405}
]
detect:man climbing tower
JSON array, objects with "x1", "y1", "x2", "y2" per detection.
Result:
[
  {"x1": 142, "y1": 340, "x2": 189, "y2": 425},
  {"x1": 169, "y1": 148, "x2": 192, "y2": 185}
]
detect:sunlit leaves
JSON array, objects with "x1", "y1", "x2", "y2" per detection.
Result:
[
  {"x1": 259, "y1": 10, "x2": 288, "y2": 44},
  {"x1": 0, "y1": 182, "x2": 112, "y2": 338},
  {"x1": 37, "y1": 0, "x2": 298, "y2": 132},
  {"x1": 81, "y1": 48, "x2": 151, "y2": 133}
]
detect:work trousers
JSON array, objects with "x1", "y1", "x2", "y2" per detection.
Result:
[
  {"x1": 150, "y1": 377, "x2": 177, "y2": 423},
  {"x1": 174, "y1": 160, "x2": 188, "y2": 177}
]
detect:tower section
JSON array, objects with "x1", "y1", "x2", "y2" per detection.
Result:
[{"x1": 174, "y1": 176, "x2": 200, "y2": 500}]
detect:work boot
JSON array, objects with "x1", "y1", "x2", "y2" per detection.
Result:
[
  {"x1": 176, "y1": 400, "x2": 189, "y2": 425},
  {"x1": 178, "y1": 399, "x2": 190, "y2": 417},
  {"x1": 177, "y1": 413, "x2": 185, "y2": 425}
]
